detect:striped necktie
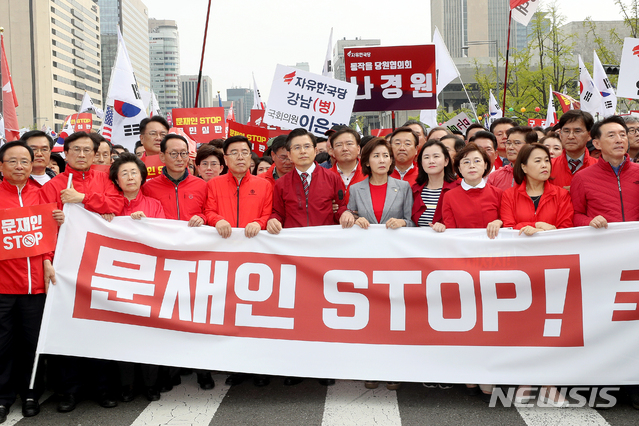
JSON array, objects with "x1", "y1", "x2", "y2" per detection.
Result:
[{"x1": 301, "y1": 172, "x2": 309, "y2": 197}]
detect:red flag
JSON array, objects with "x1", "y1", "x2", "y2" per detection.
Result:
[
  {"x1": 510, "y1": 0, "x2": 529, "y2": 8},
  {"x1": 1, "y1": 34, "x2": 19, "y2": 141},
  {"x1": 227, "y1": 101, "x2": 235, "y2": 122},
  {"x1": 552, "y1": 92, "x2": 581, "y2": 113}
]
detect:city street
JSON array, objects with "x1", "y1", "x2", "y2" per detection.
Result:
[{"x1": 3, "y1": 373, "x2": 639, "y2": 425}]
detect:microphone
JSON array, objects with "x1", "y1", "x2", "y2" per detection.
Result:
[{"x1": 338, "y1": 190, "x2": 344, "y2": 201}]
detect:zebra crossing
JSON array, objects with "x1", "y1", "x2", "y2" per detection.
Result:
[{"x1": 5, "y1": 374, "x2": 637, "y2": 425}]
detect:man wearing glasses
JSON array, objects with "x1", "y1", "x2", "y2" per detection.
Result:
[
  {"x1": 550, "y1": 110, "x2": 597, "y2": 191},
  {"x1": 139, "y1": 116, "x2": 170, "y2": 157},
  {"x1": 623, "y1": 115, "x2": 639, "y2": 161},
  {"x1": 20, "y1": 131, "x2": 56, "y2": 187},
  {"x1": 260, "y1": 135, "x2": 293, "y2": 187},
  {"x1": 142, "y1": 134, "x2": 207, "y2": 227},
  {"x1": 40, "y1": 132, "x2": 124, "y2": 214},
  {"x1": 328, "y1": 127, "x2": 365, "y2": 204}
]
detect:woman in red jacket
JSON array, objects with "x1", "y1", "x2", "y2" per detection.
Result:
[
  {"x1": 500, "y1": 143, "x2": 573, "y2": 235},
  {"x1": 411, "y1": 140, "x2": 459, "y2": 227},
  {"x1": 432, "y1": 143, "x2": 503, "y2": 239}
]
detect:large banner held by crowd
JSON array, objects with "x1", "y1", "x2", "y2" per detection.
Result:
[
  {"x1": 0, "y1": 204, "x2": 58, "y2": 260},
  {"x1": 36, "y1": 205, "x2": 639, "y2": 385},
  {"x1": 264, "y1": 65, "x2": 357, "y2": 137},
  {"x1": 345, "y1": 45, "x2": 436, "y2": 112}
]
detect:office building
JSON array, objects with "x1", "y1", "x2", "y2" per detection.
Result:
[
  {"x1": 149, "y1": 19, "x2": 180, "y2": 114},
  {"x1": 180, "y1": 75, "x2": 213, "y2": 108}
]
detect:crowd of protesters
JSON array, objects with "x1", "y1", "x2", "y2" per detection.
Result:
[{"x1": 1, "y1": 109, "x2": 638, "y2": 421}]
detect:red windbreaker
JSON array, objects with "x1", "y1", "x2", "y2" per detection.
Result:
[
  {"x1": 270, "y1": 164, "x2": 347, "y2": 228},
  {"x1": 411, "y1": 180, "x2": 460, "y2": 226},
  {"x1": 205, "y1": 172, "x2": 273, "y2": 228},
  {"x1": 500, "y1": 180, "x2": 573, "y2": 230},
  {"x1": 571, "y1": 154, "x2": 639, "y2": 226},
  {"x1": 549, "y1": 149, "x2": 598, "y2": 189},
  {"x1": 142, "y1": 171, "x2": 207, "y2": 222},
  {"x1": 0, "y1": 180, "x2": 52, "y2": 295},
  {"x1": 390, "y1": 164, "x2": 418, "y2": 187},
  {"x1": 120, "y1": 191, "x2": 166, "y2": 218},
  {"x1": 486, "y1": 164, "x2": 515, "y2": 190},
  {"x1": 441, "y1": 184, "x2": 503, "y2": 229},
  {"x1": 330, "y1": 162, "x2": 365, "y2": 205},
  {"x1": 40, "y1": 166, "x2": 124, "y2": 214}
]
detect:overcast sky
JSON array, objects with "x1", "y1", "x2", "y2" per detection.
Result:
[{"x1": 145, "y1": 0, "x2": 629, "y2": 101}]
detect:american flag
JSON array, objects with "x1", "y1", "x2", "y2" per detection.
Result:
[{"x1": 102, "y1": 106, "x2": 113, "y2": 140}]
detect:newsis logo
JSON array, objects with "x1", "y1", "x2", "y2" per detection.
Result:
[{"x1": 489, "y1": 386, "x2": 618, "y2": 408}]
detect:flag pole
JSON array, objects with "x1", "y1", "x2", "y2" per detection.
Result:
[
  {"x1": 194, "y1": 0, "x2": 212, "y2": 108},
  {"x1": 501, "y1": 9, "x2": 513, "y2": 112},
  {"x1": 0, "y1": 28, "x2": 4, "y2": 118}
]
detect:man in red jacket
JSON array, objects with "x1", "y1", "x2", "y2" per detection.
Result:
[
  {"x1": 0, "y1": 141, "x2": 63, "y2": 421},
  {"x1": 266, "y1": 128, "x2": 349, "y2": 387},
  {"x1": 260, "y1": 136, "x2": 293, "y2": 188},
  {"x1": 550, "y1": 110, "x2": 597, "y2": 191},
  {"x1": 205, "y1": 135, "x2": 272, "y2": 238},
  {"x1": 572, "y1": 115, "x2": 639, "y2": 228},
  {"x1": 390, "y1": 127, "x2": 419, "y2": 187},
  {"x1": 487, "y1": 126, "x2": 538, "y2": 190},
  {"x1": 40, "y1": 132, "x2": 124, "y2": 215},
  {"x1": 142, "y1": 134, "x2": 207, "y2": 226},
  {"x1": 328, "y1": 127, "x2": 365, "y2": 204}
]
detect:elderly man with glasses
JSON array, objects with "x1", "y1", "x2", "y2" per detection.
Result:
[{"x1": 139, "y1": 116, "x2": 170, "y2": 157}]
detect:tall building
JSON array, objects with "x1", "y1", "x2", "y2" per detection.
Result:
[
  {"x1": 180, "y1": 75, "x2": 213, "y2": 108},
  {"x1": 149, "y1": 19, "x2": 180, "y2": 114},
  {"x1": 98, "y1": 0, "x2": 150, "y2": 106},
  {"x1": 0, "y1": 0, "x2": 102, "y2": 132},
  {"x1": 431, "y1": 0, "x2": 531, "y2": 59},
  {"x1": 226, "y1": 88, "x2": 253, "y2": 124},
  {"x1": 333, "y1": 38, "x2": 381, "y2": 82}
]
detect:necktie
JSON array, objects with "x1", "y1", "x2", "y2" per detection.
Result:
[
  {"x1": 301, "y1": 172, "x2": 309, "y2": 197},
  {"x1": 568, "y1": 159, "x2": 581, "y2": 174}
]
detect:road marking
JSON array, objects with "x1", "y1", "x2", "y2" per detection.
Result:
[
  {"x1": 131, "y1": 374, "x2": 230, "y2": 426},
  {"x1": 322, "y1": 380, "x2": 401, "y2": 426},
  {"x1": 5, "y1": 391, "x2": 53, "y2": 426},
  {"x1": 517, "y1": 406, "x2": 611, "y2": 426}
]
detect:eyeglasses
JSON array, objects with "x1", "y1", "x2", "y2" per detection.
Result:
[
  {"x1": 290, "y1": 144, "x2": 313, "y2": 152},
  {"x1": 333, "y1": 141, "x2": 357, "y2": 149},
  {"x1": 460, "y1": 158, "x2": 484, "y2": 166},
  {"x1": 225, "y1": 150, "x2": 251, "y2": 158},
  {"x1": 118, "y1": 170, "x2": 140, "y2": 178},
  {"x1": 628, "y1": 128, "x2": 638, "y2": 135},
  {"x1": 69, "y1": 147, "x2": 93, "y2": 155},
  {"x1": 30, "y1": 147, "x2": 50, "y2": 154},
  {"x1": 392, "y1": 141, "x2": 415, "y2": 148},
  {"x1": 275, "y1": 153, "x2": 292, "y2": 162},
  {"x1": 561, "y1": 128, "x2": 586, "y2": 136},
  {"x1": 3, "y1": 159, "x2": 31, "y2": 167},
  {"x1": 200, "y1": 161, "x2": 220, "y2": 168},
  {"x1": 167, "y1": 151, "x2": 189, "y2": 159},
  {"x1": 146, "y1": 131, "x2": 168, "y2": 138}
]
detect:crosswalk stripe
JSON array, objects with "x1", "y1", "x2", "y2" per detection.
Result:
[
  {"x1": 4, "y1": 391, "x2": 53, "y2": 426},
  {"x1": 322, "y1": 380, "x2": 401, "y2": 426},
  {"x1": 130, "y1": 374, "x2": 230, "y2": 426},
  {"x1": 517, "y1": 405, "x2": 611, "y2": 426}
]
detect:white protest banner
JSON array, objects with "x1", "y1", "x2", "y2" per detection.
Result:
[
  {"x1": 264, "y1": 64, "x2": 357, "y2": 136},
  {"x1": 37, "y1": 204, "x2": 639, "y2": 385},
  {"x1": 617, "y1": 37, "x2": 639, "y2": 100},
  {"x1": 442, "y1": 112, "x2": 473, "y2": 134}
]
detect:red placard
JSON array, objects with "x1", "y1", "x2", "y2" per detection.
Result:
[
  {"x1": 73, "y1": 233, "x2": 584, "y2": 348},
  {"x1": 171, "y1": 108, "x2": 225, "y2": 143},
  {"x1": 371, "y1": 128, "x2": 394, "y2": 137},
  {"x1": 69, "y1": 113, "x2": 93, "y2": 132},
  {"x1": 345, "y1": 45, "x2": 436, "y2": 112},
  {"x1": 142, "y1": 155, "x2": 165, "y2": 179},
  {"x1": 0, "y1": 203, "x2": 58, "y2": 260},
  {"x1": 227, "y1": 121, "x2": 270, "y2": 157}
]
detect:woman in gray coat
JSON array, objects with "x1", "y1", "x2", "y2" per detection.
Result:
[{"x1": 341, "y1": 137, "x2": 415, "y2": 230}]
